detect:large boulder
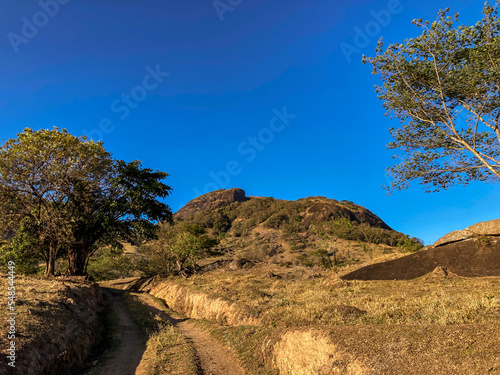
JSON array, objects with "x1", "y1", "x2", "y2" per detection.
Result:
[
  {"x1": 434, "y1": 229, "x2": 473, "y2": 247},
  {"x1": 468, "y1": 219, "x2": 500, "y2": 236},
  {"x1": 434, "y1": 219, "x2": 500, "y2": 247},
  {"x1": 341, "y1": 237, "x2": 500, "y2": 280}
]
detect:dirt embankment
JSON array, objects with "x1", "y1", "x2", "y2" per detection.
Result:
[
  {"x1": 267, "y1": 330, "x2": 369, "y2": 375},
  {"x1": 0, "y1": 276, "x2": 103, "y2": 375},
  {"x1": 109, "y1": 276, "x2": 261, "y2": 326}
]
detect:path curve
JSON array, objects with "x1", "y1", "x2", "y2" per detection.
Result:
[
  {"x1": 98, "y1": 286, "x2": 244, "y2": 375},
  {"x1": 135, "y1": 292, "x2": 245, "y2": 375}
]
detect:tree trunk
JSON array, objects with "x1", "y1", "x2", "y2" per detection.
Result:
[
  {"x1": 67, "y1": 246, "x2": 88, "y2": 276},
  {"x1": 45, "y1": 257, "x2": 55, "y2": 276}
]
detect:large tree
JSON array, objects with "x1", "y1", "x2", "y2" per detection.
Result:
[
  {"x1": 363, "y1": 2, "x2": 500, "y2": 192},
  {"x1": 0, "y1": 128, "x2": 172, "y2": 275}
]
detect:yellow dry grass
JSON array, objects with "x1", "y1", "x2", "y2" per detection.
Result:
[
  {"x1": 175, "y1": 265, "x2": 500, "y2": 327},
  {"x1": 166, "y1": 265, "x2": 500, "y2": 374}
]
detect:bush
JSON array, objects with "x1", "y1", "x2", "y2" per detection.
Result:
[
  {"x1": 264, "y1": 213, "x2": 289, "y2": 230},
  {"x1": 86, "y1": 247, "x2": 140, "y2": 281},
  {"x1": 398, "y1": 236, "x2": 424, "y2": 253},
  {"x1": 0, "y1": 241, "x2": 41, "y2": 275},
  {"x1": 311, "y1": 216, "x2": 421, "y2": 248}
]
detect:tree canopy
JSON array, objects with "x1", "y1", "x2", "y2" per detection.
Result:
[
  {"x1": 0, "y1": 128, "x2": 172, "y2": 275},
  {"x1": 363, "y1": 2, "x2": 500, "y2": 192}
]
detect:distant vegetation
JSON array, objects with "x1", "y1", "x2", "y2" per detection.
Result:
[
  {"x1": 0, "y1": 129, "x2": 421, "y2": 280},
  {"x1": 176, "y1": 193, "x2": 423, "y2": 269}
]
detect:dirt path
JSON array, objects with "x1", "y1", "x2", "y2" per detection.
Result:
[
  {"x1": 135, "y1": 292, "x2": 245, "y2": 375},
  {"x1": 99, "y1": 287, "x2": 244, "y2": 375},
  {"x1": 99, "y1": 291, "x2": 147, "y2": 375}
]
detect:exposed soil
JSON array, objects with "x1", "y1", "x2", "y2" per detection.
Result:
[
  {"x1": 342, "y1": 237, "x2": 500, "y2": 280},
  {"x1": 98, "y1": 285, "x2": 244, "y2": 375},
  {"x1": 136, "y1": 292, "x2": 244, "y2": 375},
  {"x1": 98, "y1": 291, "x2": 146, "y2": 375}
]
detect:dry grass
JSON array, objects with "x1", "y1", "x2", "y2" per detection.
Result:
[
  {"x1": 175, "y1": 265, "x2": 500, "y2": 328},
  {"x1": 0, "y1": 274, "x2": 103, "y2": 373},
  {"x1": 163, "y1": 265, "x2": 500, "y2": 374},
  {"x1": 0, "y1": 275, "x2": 97, "y2": 352},
  {"x1": 142, "y1": 323, "x2": 198, "y2": 375}
]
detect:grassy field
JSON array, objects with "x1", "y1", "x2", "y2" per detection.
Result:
[
  {"x1": 163, "y1": 263, "x2": 500, "y2": 374},
  {"x1": 173, "y1": 265, "x2": 500, "y2": 327}
]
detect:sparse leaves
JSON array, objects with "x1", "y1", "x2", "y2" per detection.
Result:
[{"x1": 364, "y1": 2, "x2": 500, "y2": 192}]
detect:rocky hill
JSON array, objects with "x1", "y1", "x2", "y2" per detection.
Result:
[{"x1": 174, "y1": 188, "x2": 421, "y2": 267}]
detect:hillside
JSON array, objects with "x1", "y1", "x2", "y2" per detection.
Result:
[{"x1": 175, "y1": 188, "x2": 422, "y2": 267}]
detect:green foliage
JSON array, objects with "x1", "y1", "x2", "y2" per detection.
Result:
[
  {"x1": 141, "y1": 222, "x2": 217, "y2": 275},
  {"x1": 263, "y1": 213, "x2": 289, "y2": 230},
  {"x1": 310, "y1": 248, "x2": 333, "y2": 268},
  {"x1": 86, "y1": 247, "x2": 140, "y2": 281},
  {"x1": 398, "y1": 236, "x2": 425, "y2": 253},
  {"x1": 364, "y1": 3, "x2": 500, "y2": 192},
  {"x1": 312, "y1": 216, "x2": 423, "y2": 250},
  {"x1": 295, "y1": 248, "x2": 333, "y2": 269},
  {"x1": 0, "y1": 241, "x2": 41, "y2": 275},
  {"x1": 210, "y1": 211, "x2": 232, "y2": 235}
]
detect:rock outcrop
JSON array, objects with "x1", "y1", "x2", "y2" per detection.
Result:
[
  {"x1": 434, "y1": 218, "x2": 500, "y2": 246},
  {"x1": 175, "y1": 188, "x2": 247, "y2": 219},
  {"x1": 341, "y1": 219, "x2": 500, "y2": 280}
]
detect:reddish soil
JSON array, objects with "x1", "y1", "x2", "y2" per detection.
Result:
[{"x1": 341, "y1": 238, "x2": 500, "y2": 280}]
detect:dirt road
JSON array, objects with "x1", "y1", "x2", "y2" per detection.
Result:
[
  {"x1": 98, "y1": 292, "x2": 147, "y2": 375},
  {"x1": 99, "y1": 288, "x2": 244, "y2": 375},
  {"x1": 135, "y1": 292, "x2": 244, "y2": 375}
]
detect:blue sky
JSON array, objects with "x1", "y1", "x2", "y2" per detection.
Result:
[{"x1": 1, "y1": 0, "x2": 498, "y2": 245}]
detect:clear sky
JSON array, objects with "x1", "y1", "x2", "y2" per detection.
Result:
[{"x1": 1, "y1": 0, "x2": 499, "y2": 245}]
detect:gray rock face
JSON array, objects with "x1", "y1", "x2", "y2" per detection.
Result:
[
  {"x1": 434, "y1": 229, "x2": 473, "y2": 247},
  {"x1": 468, "y1": 219, "x2": 500, "y2": 236},
  {"x1": 434, "y1": 219, "x2": 500, "y2": 247}
]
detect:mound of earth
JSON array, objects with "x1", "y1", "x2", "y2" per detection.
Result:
[
  {"x1": 176, "y1": 188, "x2": 248, "y2": 218},
  {"x1": 342, "y1": 236, "x2": 500, "y2": 281}
]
